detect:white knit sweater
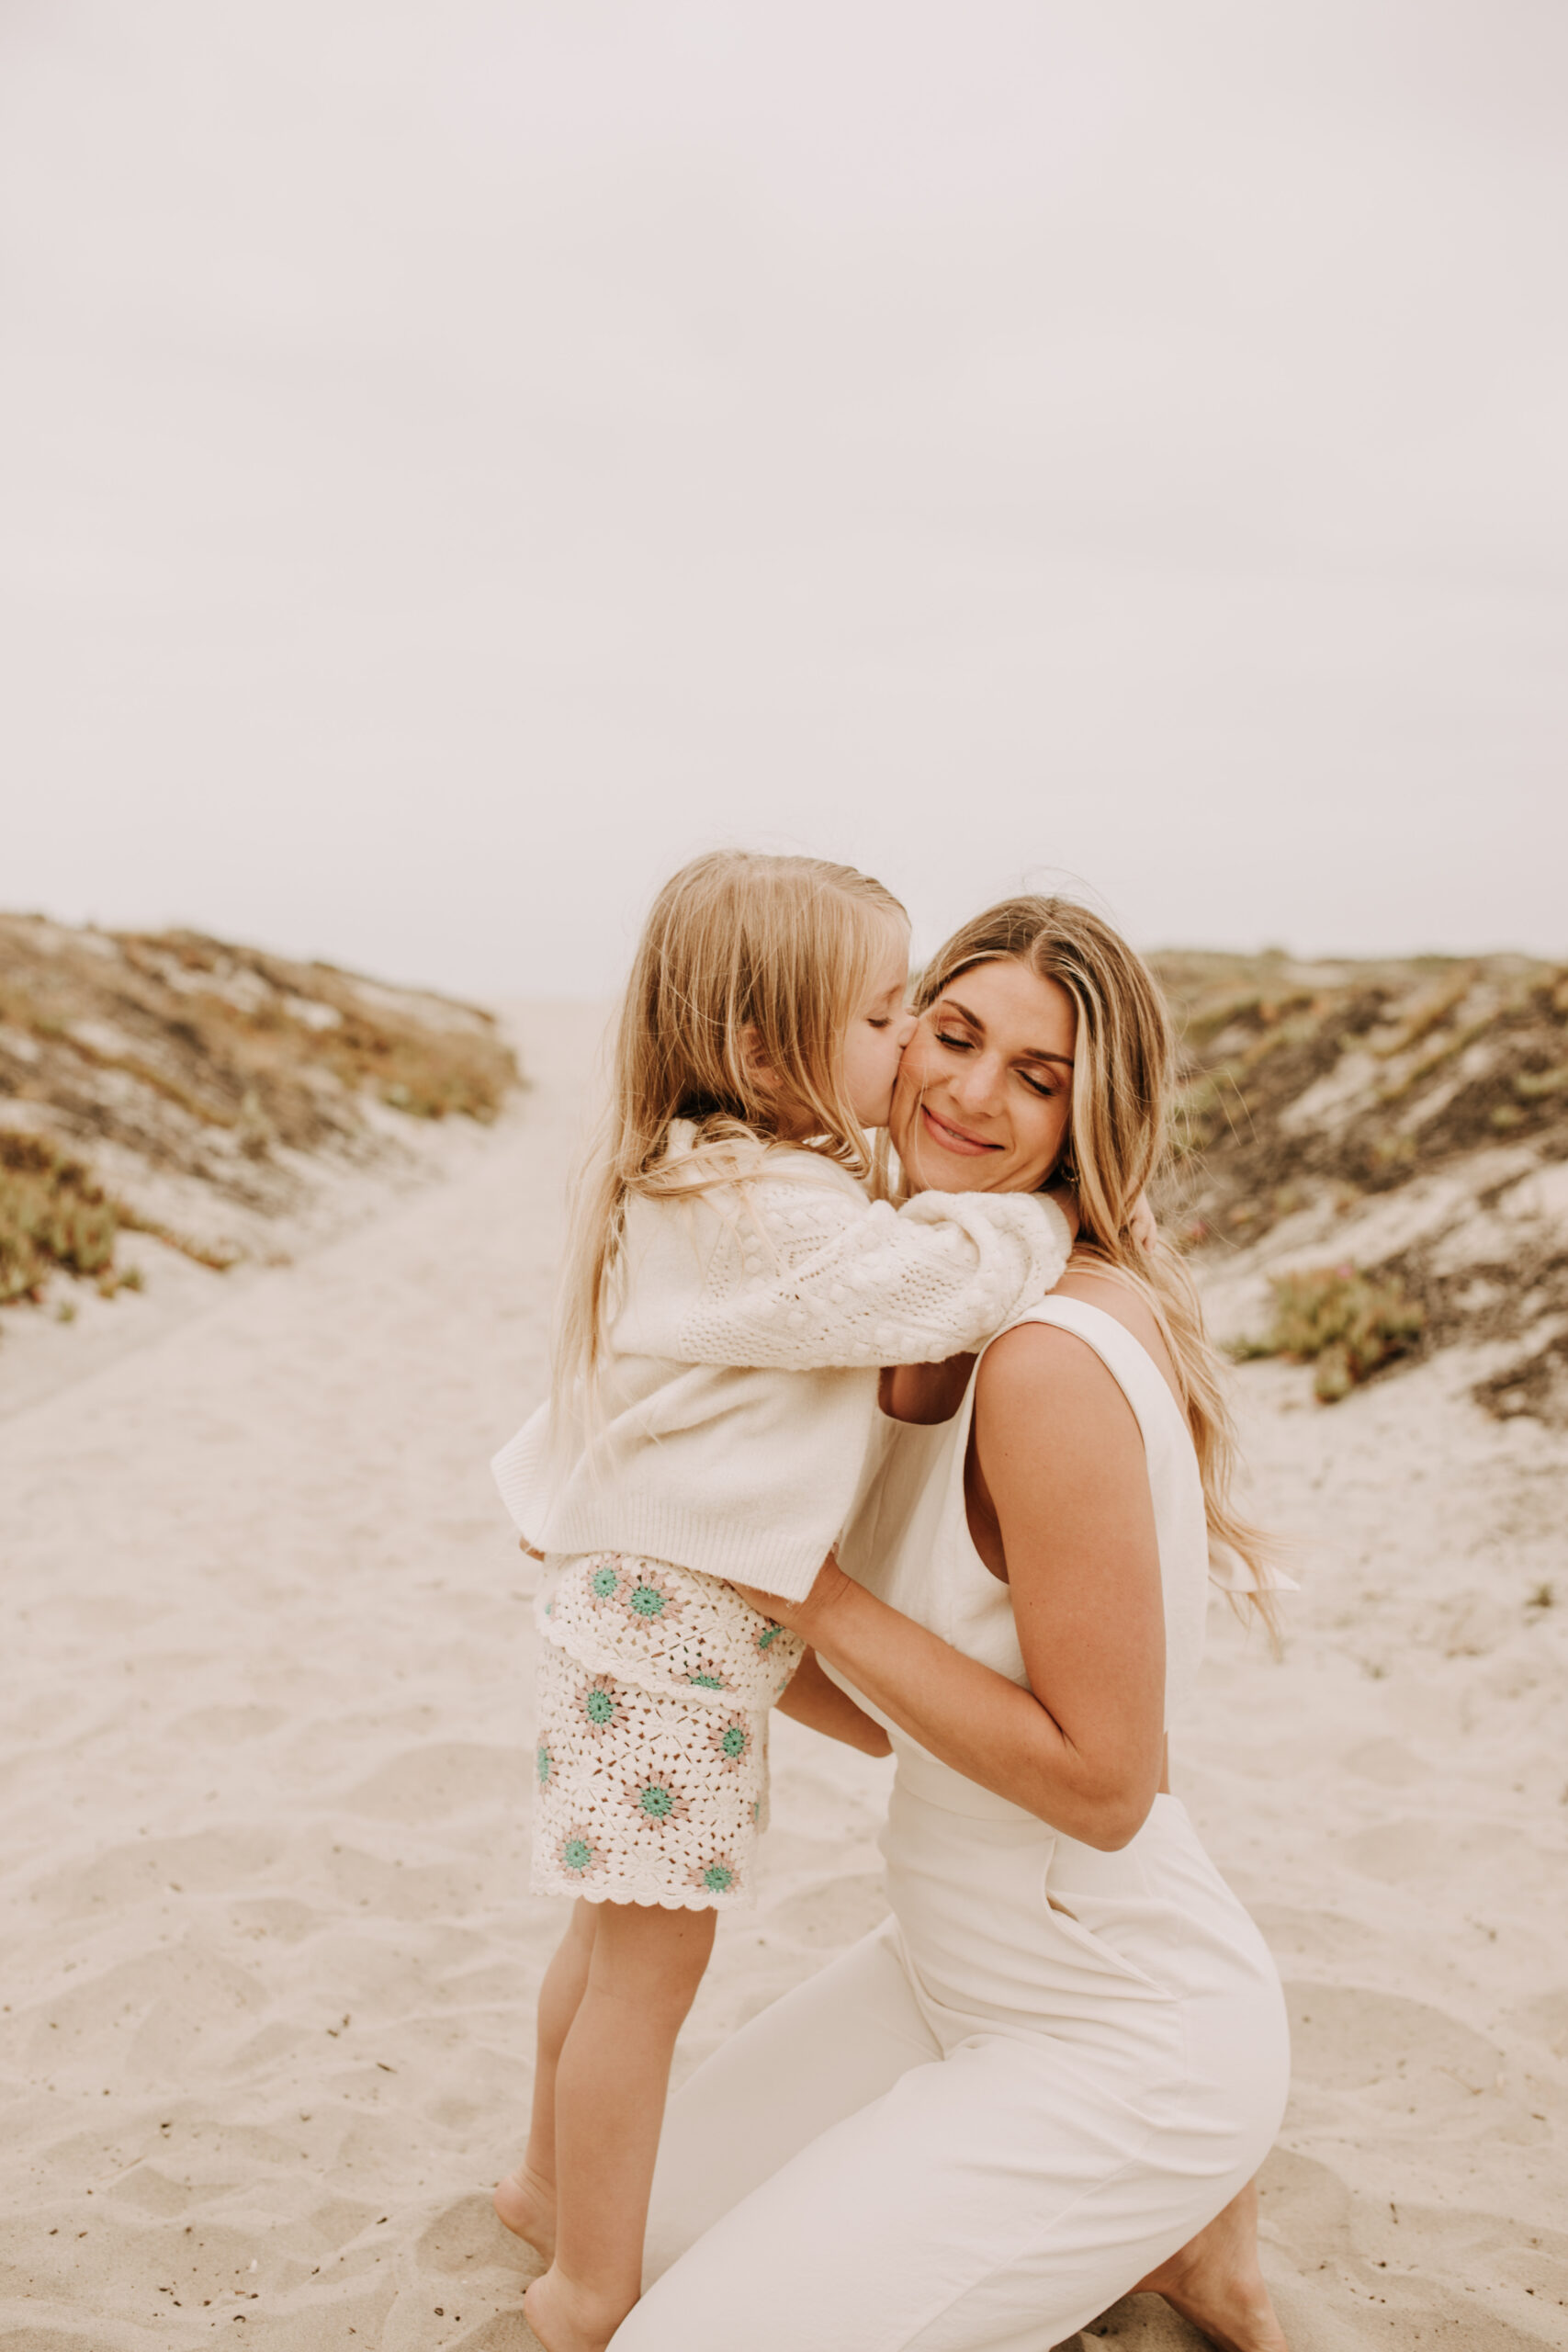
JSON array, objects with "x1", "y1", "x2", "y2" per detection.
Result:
[{"x1": 491, "y1": 1140, "x2": 1072, "y2": 1602}]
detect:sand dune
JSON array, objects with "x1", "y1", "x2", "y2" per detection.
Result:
[{"x1": 1, "y1": 1005, "x2": 1564, "y2": 2349}]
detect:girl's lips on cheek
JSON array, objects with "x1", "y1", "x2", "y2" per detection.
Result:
[{"x1": 920, "y1": 1102, "x2": 999, "y2": 1159}]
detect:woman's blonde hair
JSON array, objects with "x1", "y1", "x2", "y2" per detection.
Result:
[
  {"x1": 913, "y1": 895, "x2": 1278, "y2": 1630},
  {"x1": 554, "y1": 850, "x2": 908, "y2": 1408}
]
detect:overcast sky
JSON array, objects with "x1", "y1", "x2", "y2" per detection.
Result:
[{"x1": 4, "y1": 2, "x2": 1564, "y2": 998}]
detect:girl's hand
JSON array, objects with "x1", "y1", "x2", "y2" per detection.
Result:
[
  {"x1": 731, "y1": 1552, "x2": 852, "y2": 1644},
  {"x1": 1127, "y1": 1192, "x2": 1157, "y2": 1252},
  {"x1": 519, "y1": 1539, "x2": 547, "y2": 1563},
  {"x1": 879, "y1": 1355, "x2": 974, "y2": 1425}
]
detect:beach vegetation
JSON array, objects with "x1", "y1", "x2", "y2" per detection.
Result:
[
  {"x1": 0, "y1": 1132, "x2": 123, "y2": 1304},
  {"x1": 0, "y1": 920, "x2": 519, "y2": 1170},
  {"x1": 1150, "y1": 949, "x2": 1568, "y2": 1283},
  {"x1": 1, "y1": 914, "x2": 525, "y2": 1319},
  {"x1": 1235, "y1": 1264, "x2": 1426, "y2": 1403},
  {"x1": 1367, "y1": 967, "x2": 1477, "y2": 1059},
  {"x1": 0, "y1": 916, "x2": 522, "y2": 1295}
]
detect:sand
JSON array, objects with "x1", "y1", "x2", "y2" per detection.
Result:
[{"x1": 1, "y1": 1004, "x2": 1564, "y2": 2351}]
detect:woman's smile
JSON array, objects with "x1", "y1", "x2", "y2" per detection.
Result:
[{"x1": 917, "y1": 1102, "x2": 1001, "y2": 1158}]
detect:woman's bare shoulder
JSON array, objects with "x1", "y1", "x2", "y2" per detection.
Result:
[
  {"x1": 983, "y1": 1263, "x2": 1183, "y2": 1408},
  {"x1": 972, "y1": 1313, "x2": 1145, "y2": 1476}
]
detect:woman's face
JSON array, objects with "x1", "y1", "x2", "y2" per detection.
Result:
[{"x1": 890, "y1": 956, "x2": 1077, "y2": 1194}]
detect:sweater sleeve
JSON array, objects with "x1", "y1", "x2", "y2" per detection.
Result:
[
  {"x1": 491, "y1": 1398, "x2": 550, "y2": 1537},
  {"x1": 673, "y1": 1174, "x2": 1072, "y2": 1370}
]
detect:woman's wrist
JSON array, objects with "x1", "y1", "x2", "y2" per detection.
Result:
[{"x1": 791, "y1": 1553, "x2": 857, "y2": 1647}]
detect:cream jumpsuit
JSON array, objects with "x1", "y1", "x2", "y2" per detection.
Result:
[{"x1": 618, "y1": 1300, "x2": 1291, "y2": 2352}]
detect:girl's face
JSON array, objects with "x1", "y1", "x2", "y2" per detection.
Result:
[
  {"x1": 890, "y1": 957, "x2": 1077, "y2": 1194},
  {"x1": 841, "y1": 929, "x2": 919, "y2": 1131}
]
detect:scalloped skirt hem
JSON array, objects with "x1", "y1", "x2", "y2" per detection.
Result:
[{"x1": 529, "y1": 1872, "x2": 757, "y2": 1913}]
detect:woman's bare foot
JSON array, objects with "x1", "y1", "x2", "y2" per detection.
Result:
[
  {"x1": 1134, "y1": 2181, "x2": 1289, "y2": 2352},
  {"x1": 493, "y1": 2164, "x2": 557, "y2": 2260},
  {"x1": 522, "y1": 2265, "x2": 629, "y2": 2352}
]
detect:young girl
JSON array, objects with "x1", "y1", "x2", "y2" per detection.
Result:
[{"x1": 490, "y1": 851, "x2": 1077, "y2": 2352}]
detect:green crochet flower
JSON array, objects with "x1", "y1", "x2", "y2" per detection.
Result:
[
  {"x1": 628, "y1": 1582, "x2": 667, "y2": 1619},
  {"x1": 755, "y1": 1623, "x2": 781, "y2": 1650},
  {"x1": 703, "y1": 1863, "x2": 735, "y2": 1893},
  {"x1": 720, "y1": 1723, "x2": 748, "y2": 1760},
  {"x1": 536, "y1": 1744, "x2": 552, "y2": 1786},
  {"x1": 561, "y1": 1837, "x2": 592, "y2": 1873},
  {"x1": 585, "y1": 1687, "x2": 617, "y2": 1725},
  {"x1": 637, "y1": 1781, "x2": 675, "y2": 1820},
  {"x1": 688, "y1": 1672, "x2": 726, "y2": 1690},
  {"x1": 590, "y1": 1566, "x2": 619, "y2": 1600}
]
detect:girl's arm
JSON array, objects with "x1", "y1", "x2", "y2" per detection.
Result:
[
  {"x1": 875, "y1": 1199, "x2": 1156, "y2": 1429},
  {"x1": 774, "y1": 1646, "x2": 891, "y2": 1757},
  {"x1": 741, "y1": 1324, "x2": 1167, "y2": 1849},
  {"x1": 675, "y1": 1176, "x2": 1075, "y2": 1373}
]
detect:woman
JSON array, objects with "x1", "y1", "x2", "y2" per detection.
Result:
[{"x1": 615, "y1": 897, "x2": 1292, "y2": 2352}]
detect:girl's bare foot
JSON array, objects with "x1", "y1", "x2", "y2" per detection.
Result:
[
  {"x1": 1134, "y1": 2181, "x2": 1289, "y2": 2352},
  {"x1": 522, "y1": 2265, "x2": 629, "y2": 2352},
  {"x1": 493, "y1": 2163, "x2": 557, "y2": 2260}
]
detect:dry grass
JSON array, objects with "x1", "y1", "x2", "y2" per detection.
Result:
[
  {"x1": 1153, "y1": 952, "x2": 1568, "y2": 1419},
  {"x1": 1, "y1": 920, "x2": 517, "y2": 1151},
  {"x1": 1152, "y1": 949, "x2": 1568, "y2": 1239},
  {"x1": 107, "y1": 930, "x2": 522, "y2": 1141},
  {"x1": 0, "y1": 1133, "x2": 123, "y2": 1304},
  {"x1": 0, "y1": 916, "x2": 522, "y2": 1312},
  {"x1": 1235, "y1": 1264, "x2": 1427, "y2": 1403},
  {"x1": 0, "y1": 916, "x2": 518, "y2": 1187}
]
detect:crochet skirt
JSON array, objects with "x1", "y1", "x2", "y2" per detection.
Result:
[{"x1": 531, "y1": 1551, "x2": 806, "y2": 1910}]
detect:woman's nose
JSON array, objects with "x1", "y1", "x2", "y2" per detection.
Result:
[{"x1": 951, "y1": 1053, "x2": 1002, "y2": 1113}]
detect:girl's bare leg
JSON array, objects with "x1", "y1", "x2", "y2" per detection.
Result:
[
  {"x1": 1134, "y1": 2178, "x2": 1289, "y2": 2352},
  {"x1": 524, "y1": 1899, "x2": 716, "y2": 2352},
  {"x1": 493, "y1": 1900, "x2": 600, "y2": 2257}
]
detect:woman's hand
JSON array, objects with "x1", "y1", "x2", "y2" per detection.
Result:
[{"x1": 731, "y1": 1552, "x2": 853, "y2": 1645}]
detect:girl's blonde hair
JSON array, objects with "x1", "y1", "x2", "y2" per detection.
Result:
[
  {"x1": 913, "y1": 895, "x2": 1278, "y2": 1630},
  {"x1": 555, "y1": 850, "x2": 908, "y2": 1408}
]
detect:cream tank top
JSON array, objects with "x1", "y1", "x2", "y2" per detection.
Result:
[{"x1": 833, "y1": 1297, "x2": 1212, "y2": 1824}]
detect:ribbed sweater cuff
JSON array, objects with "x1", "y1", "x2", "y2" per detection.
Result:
[{"x1": 532, "y1": 1501, "x2": 827, "y2": 1605}]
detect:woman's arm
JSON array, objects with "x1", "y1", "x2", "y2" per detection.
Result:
[
  {"x1": 774, "y1": 1646, "x2": 891, "y2": 1757},
  {"x1": 745, "y1": 1325, "x2": 1167, "y2": 1849}
]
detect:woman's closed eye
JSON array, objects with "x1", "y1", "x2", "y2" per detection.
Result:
[{"x1": 934, "y1": 1027, "x2": 1055, "y2": 1099}]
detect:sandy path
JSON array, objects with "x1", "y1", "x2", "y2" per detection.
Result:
[
  {"x1": 0, "y1": 1009, "x2": 892, "y2": 2351},
  {"x1": 1, "y1": 1009, "x2": 1564, "y2": 2350}
]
